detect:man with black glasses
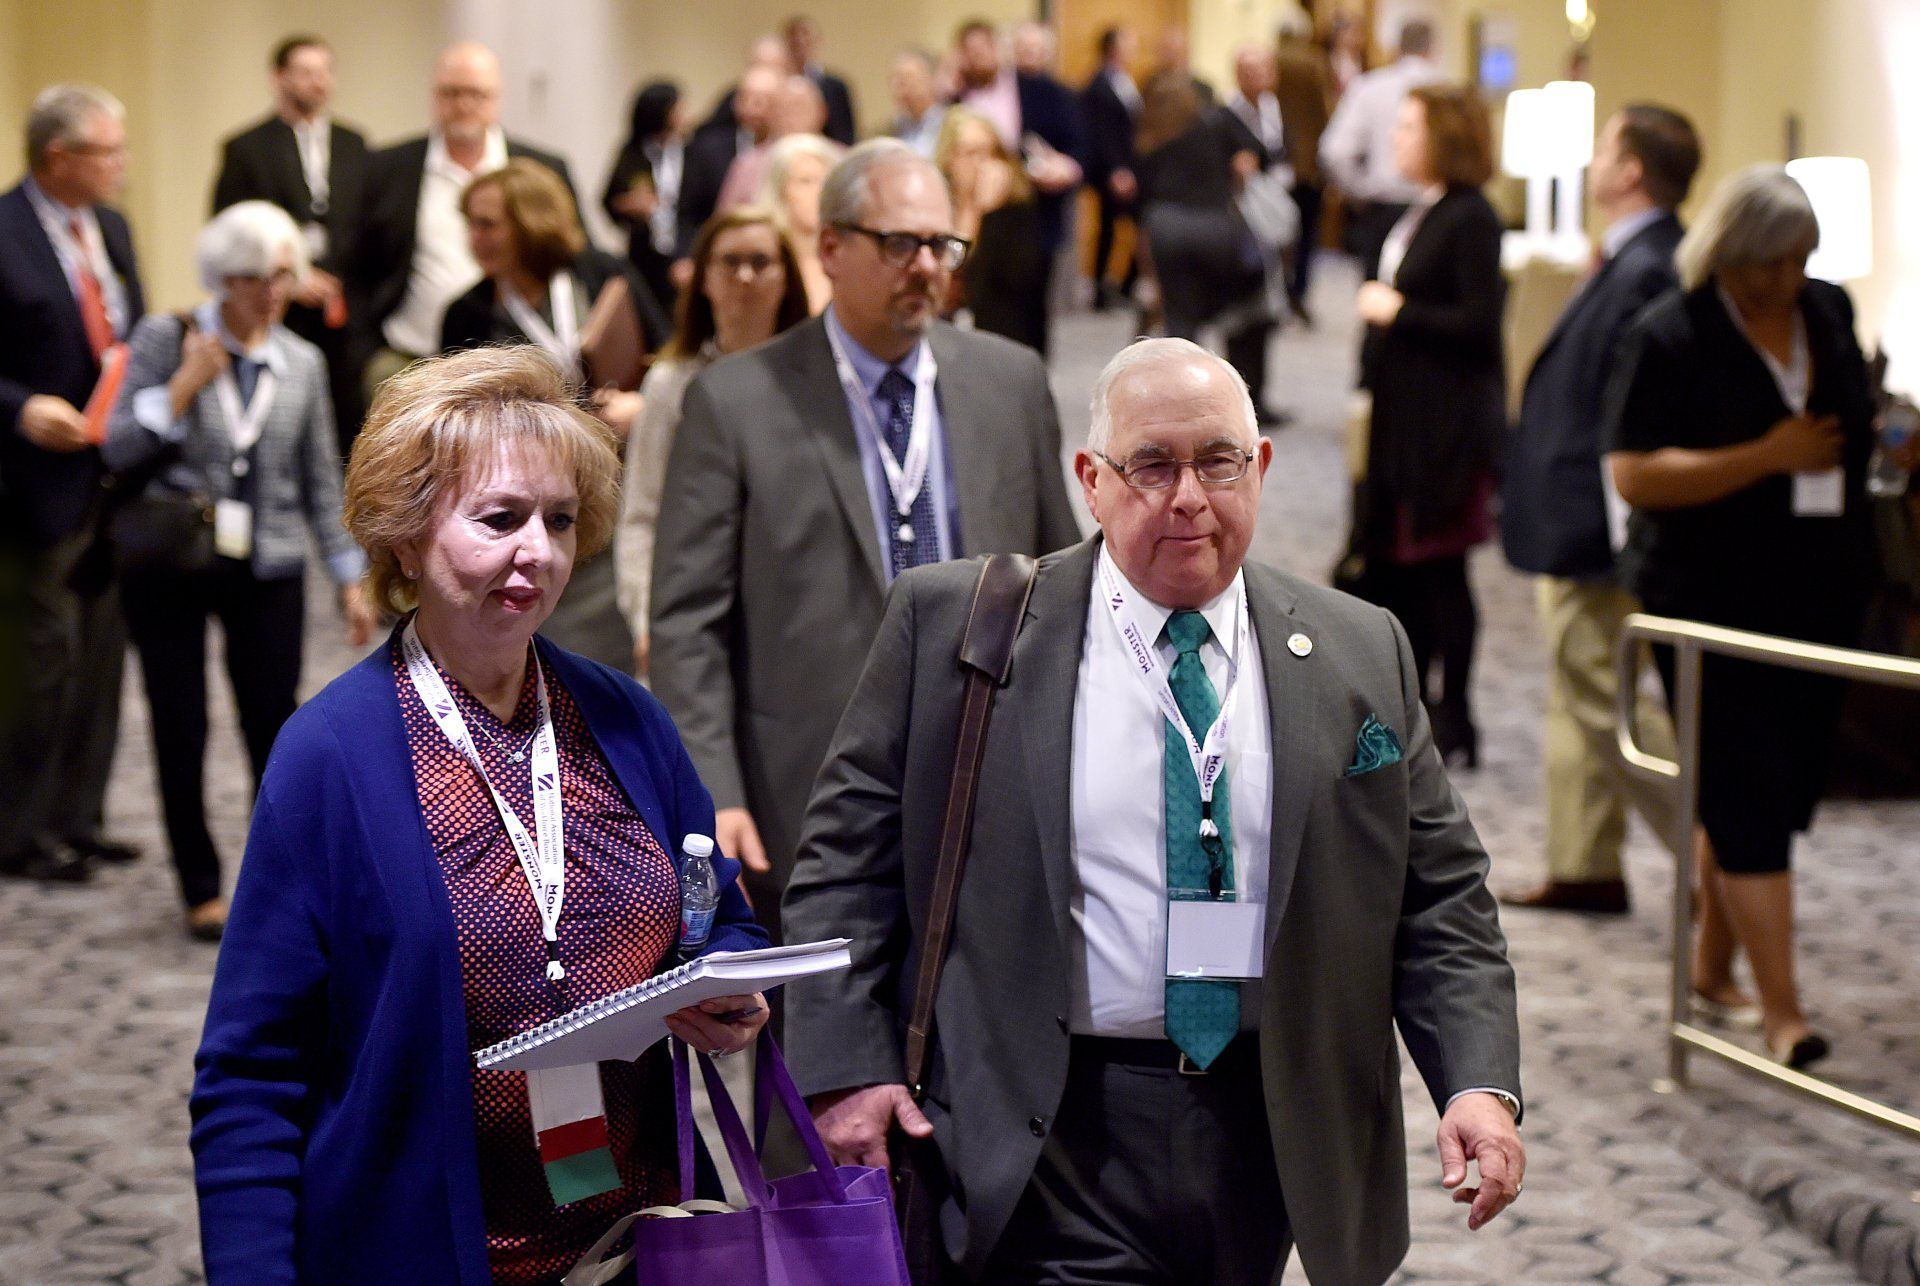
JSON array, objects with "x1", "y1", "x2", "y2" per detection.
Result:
[{"x1": 650, "y1": 139, "x2": 1081, "y2": 937}]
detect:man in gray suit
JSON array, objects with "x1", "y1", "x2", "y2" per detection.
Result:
[
  {"x1": 784, "y1": 338, "x2": 1524, "y2": 1282},
  {"x1": 650, "y1": 139, "x2": 1081, "y2": 932}
]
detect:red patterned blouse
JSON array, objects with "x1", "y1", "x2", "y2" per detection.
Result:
[{"x1": 395, "y1": 639, "x2": 681, "y2": 1282}]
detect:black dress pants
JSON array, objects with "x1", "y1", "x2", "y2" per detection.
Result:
[
  {"x1": 121, "y1": 559, "x2": 305, "y2": 908},
  {"x1": 983, "y1": 1036, "x2": 1291, "y2": 1284}
]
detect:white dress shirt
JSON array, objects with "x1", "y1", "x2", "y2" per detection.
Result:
[
  {"x1": 382, "y1": 127, "x2": 507, "y2": 357},
  {"x1": 1066, "y1": 547, "x2": 1272, "y2": 1038},
  {"x1": 1318, "y1": 54, "x2": 1442, "y2": 204},
  {"x1": 23, "y1": 177, "x2": 130, "y2": 340}
]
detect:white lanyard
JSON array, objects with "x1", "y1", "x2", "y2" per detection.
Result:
[
  {"x1": 1095, "y1": 552, "x2": 1248, "y2": 842},
  {"x1": 401, "y1": 620, "x2": 570, "y2": 982},
  {"x1": 213, "y1": 362, "x2": 279, "y2": 476},
  {"x1": 825, "y1": 321, "x2": 938, "y2": 542},
  {"x1": 503, "y1": 273, "x2": 582, "y2": 384}
]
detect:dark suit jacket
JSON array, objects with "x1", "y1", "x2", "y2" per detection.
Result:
[
  {"x1": 1360, "y1": 186, "x2": 1505, "y2": 542},
  {"x1": 960, "y1": 200, "x2": 1048, "y2": 354},
  {"x1": 674, "y1": 123, "x2": 745, "y2": 258},
  {"x1": 1014, "y1": 71, "x2": 1085, "y2": 252},
  {"x1": 1603, "y1": 279, "x2": 1878, "y2": 636},
  {"x1": 0, "y1": 183, "x2": 146, "y2": 543},
  {"x1": 1501, "y1": 212, "x2": 1683, "y2": 578},
  {"x1": 811, "y1": 68, "x2": 857, "y2": 146},
  {"x1": 211, "y1": 115, "x2": 370, "y2": 275},
  {"x1": 1079, "y1": 70, "x2": 1137, "y2": 193},
  {"x1": 437, "y1": 247, "x2": 669, "y2": 357},
  {"x1": 648, "y1": 317, "x2": 1082, "y2": 920},
  {"x1": 783, "y1": 539, "x2": 1521, "y2": 1282},
  {"x1": 342, "y1": 135, "x2": 575, "y2": 366}
]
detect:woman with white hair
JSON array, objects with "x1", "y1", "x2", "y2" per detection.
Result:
[
  {"x1": 760, "y1": 131, "x2": 844, "y2": 312},
  {"x1": 1603, "y1": 164, "x2": 1888, "y2": 1069},
  {"x1": 105, "y1": 198, "x2": 374, "y2": 940}
]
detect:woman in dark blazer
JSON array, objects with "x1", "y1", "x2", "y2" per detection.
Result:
[
  {"x1": 1603, "y1": 165, "x2": 1881, "y2": 1069},
  {"x1": 937, "y1": 107, "x2": 1050, "y2": 355},
  {"x1": 190, "y1": 348, "x2": 769, "y2": 1283},
  {"x1": 1352, "y1": 83, "x2": 1504, "y2": 766},
  {"x1": 1133, "y1": 76, "x2": 1266, "y2": 342},
  {"x1": 601, "y1": 81, "x2": 686, "y2": 312},
  {"x1": 443, "y1": 158, "x2": 669, "y2": 673}
]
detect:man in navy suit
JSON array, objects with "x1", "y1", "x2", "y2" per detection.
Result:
[
  {"x1": 1499, "y1": 105, "x2": 1702, "y2": 914},
  {"x1": 0, "y1": 84, "x2": 147, "y2": 883},
  {"x1": 784, "y1": 14, "x2": 858, "y2": 146},
  {"x1": 1080, "y1": 25, "x2": 1141, "y2": 310}
]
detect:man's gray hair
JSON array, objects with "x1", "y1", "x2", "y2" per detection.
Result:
[
  {"x1": 197, "y1": 200, "x2": 309, "y2": 297},
  {"x1": 819, "y1": 138, "x2": 947, "y2": 230},
  {"x1": 1086, "y1": 338, "x2": 1259, "y2": 455},
  {"x1": 1675, "y1": 164, "x2": 1820, "y2": 291},
  {"x1": 26, "y1": 84, "x2": 124, "y2": 171}
]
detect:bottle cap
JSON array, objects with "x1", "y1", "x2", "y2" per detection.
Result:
[{"x1": 682, "y1": 834, "x2": 715, "y2": 859}]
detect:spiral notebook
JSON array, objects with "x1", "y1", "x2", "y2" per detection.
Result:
[{"x1": 474, "y1": 939, "x2": 853, "y2": 1073}]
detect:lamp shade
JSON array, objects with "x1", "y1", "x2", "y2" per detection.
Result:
[
  {"x1": 1500, "y1": 88, "x2": 1550, "y2": 177},
  {"x1": 1786, "y1": 156, "x2": 1873, "y2": 282},
  {"x1": 1541, "y1": 80, "x2": 1596, "y2": 172}
]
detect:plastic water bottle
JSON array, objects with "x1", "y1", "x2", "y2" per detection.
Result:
[
  {"x1": 677, "y1": 834, "x2": 720, "y2": 960},
  {"x1": 1867, "y1": 398, "x2": 1916, "y2": 498}
]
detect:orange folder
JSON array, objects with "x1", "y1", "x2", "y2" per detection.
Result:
[{"x1": 82, "y1": 342, "x2": 129, "y2": 446}]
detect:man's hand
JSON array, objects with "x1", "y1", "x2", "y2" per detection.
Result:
[
  {"x1": 809, "y1": 1083, "x2": 933, "y2": 1170},
  {"x1": 1437, "y1": 1092, "x2": 1525, "y2": 1231},
  {"x1": 293, "y1": 267, "x2": 342, "y2": 310},
  {"x1": 1109, "y1": 168, "x2": 1138, "y2": 203},
  {"x1": 714, "y1": 806, "x2": 770, "y2": 873},
  {"x1": 17, "y1": 395, "x2": 91, "y2": 452}
]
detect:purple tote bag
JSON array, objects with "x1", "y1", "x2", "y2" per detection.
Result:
[{"x1": 566, "y1": 1032, "x2": 911, "y2": 1286}]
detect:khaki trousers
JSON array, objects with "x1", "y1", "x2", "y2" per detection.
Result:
[{"x1": 1537, "y1": 575, "x2": 1682, "y2": 881}]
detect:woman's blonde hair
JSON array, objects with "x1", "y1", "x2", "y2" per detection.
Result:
[
  {"x1": 1674, "y1": 164, "x2": 1819, "y2": 291},
  {"x1": 760, "y1": 132, "x2": 846, "y2": 234},
  {"x1": 344, "y1": 346, "x2": 621, "y2": 616},
  {"x1": 933, "y1": 106, "x2": 1034, "y2": 205},
  {"x1": 460, "y1": 158, "x2": 587, "y2": 281}
]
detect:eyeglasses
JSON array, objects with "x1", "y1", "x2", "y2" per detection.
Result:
[
  {"x1": 714, "y1": 252, "x2": 779, "y2": 278},
  {"x1": 834, "y1": 224, "x2": 971, "y2": 270},
  {"x1": 1095, "y1": 449, "x2": 1256, "y2": 490}
]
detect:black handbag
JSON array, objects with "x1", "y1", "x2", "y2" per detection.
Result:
[{"x1": 67, "y1": 312, "x2": 215, "y2": 595}]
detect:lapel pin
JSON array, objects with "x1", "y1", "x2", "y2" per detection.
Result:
[{"x1": 1287, "y1": 632, "x2": 1313, "y2": 658}]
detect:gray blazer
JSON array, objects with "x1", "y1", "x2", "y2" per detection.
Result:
[
  {"x1": 782, "y1": 539, "x2": 1521, "y2": 1283},
  {"x1": 104, "y1": 310, "x2": 361, "y2": 583},
  {"x1": 648, "y1": 317, "x2": 1082, "y2": 913}
]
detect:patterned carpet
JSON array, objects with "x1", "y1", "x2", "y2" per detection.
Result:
[{"x1": 0, "y1": 260, "x2": 1914, "y2": 1283}]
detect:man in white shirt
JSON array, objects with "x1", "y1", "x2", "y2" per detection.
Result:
[
  {"x1": 345, "y1": 42, "x2": 575, "y2": 400},
  {"x1": 1318, "y1": 19, "x2": 1443, "y2": 278},
  {"x1": 784, "y1": 337, "x2": 1525, "y2": 1282}
]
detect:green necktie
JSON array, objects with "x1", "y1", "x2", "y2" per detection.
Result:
[{"x1": 1162, "y1": 609, "x2": 1239, "y2": 1070}]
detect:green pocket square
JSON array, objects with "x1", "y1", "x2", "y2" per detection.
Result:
[{"x1": 1344, "y1": 715, "x2": 1404, "y2": 777}]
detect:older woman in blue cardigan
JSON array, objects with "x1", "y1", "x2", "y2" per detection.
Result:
[{"x1": 190, "y1": 347, "x2": 768, "y2": 1283}]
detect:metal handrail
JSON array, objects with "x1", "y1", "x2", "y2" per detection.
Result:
[{"x1": 1615, "y1": 613, "x2": 1920, "y2": 1138}]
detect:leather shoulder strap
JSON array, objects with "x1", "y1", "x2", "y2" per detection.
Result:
[{"x1": 902, "y1": 553, "x2": 1037, "y2": 1097}]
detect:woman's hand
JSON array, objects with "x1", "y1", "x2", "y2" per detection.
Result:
[
  {"x1": 341, "y1": 582, "x2": 375, "y2": 647},
  {"x1": 665, "y1": 992, "x2": 767, "y2": 1056},
  {"x1": 169, "y1": 330, "x2": 231, "y2": 417},
  {"x1": 611, "y1": 185, "x2": 658, "y2": 220},
  {"x1": 1760, "y1": 412, "x2": 1843, "y2": 474},
  {"x1": 591, "y1": 387, "x2": 644, "y2": 436},
  {"x1": 1355, "y1": 281, "x2": 1405, "y2": 327},
  {"x1": 974, "y1": 158, "x2": 1014, "y2": 214}
]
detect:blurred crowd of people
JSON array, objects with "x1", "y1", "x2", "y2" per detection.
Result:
[{"x1": 3, "y1": 4, "x2": 1914, "y2": 1080}]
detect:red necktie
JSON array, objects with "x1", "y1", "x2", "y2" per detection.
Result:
[{"x1": 68, "y1": 217, "x2": 115, "y2": 360}]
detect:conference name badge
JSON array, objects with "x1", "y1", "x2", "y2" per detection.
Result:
[{"x1": 1166, "y1": 894, "x2": 1265, "y2": 981}]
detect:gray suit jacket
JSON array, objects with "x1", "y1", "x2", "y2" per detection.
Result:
[
  {"x1": 782, "y1": 539, "x2": 1521, "y2": 1282},
  {"x1": 648, "y1": 317, "x2": 1082, "y2": 913}
]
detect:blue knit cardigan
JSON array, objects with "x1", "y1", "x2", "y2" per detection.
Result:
[{"x1": 190, "y1": 637, "x2": 766, "y2": 1283}]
